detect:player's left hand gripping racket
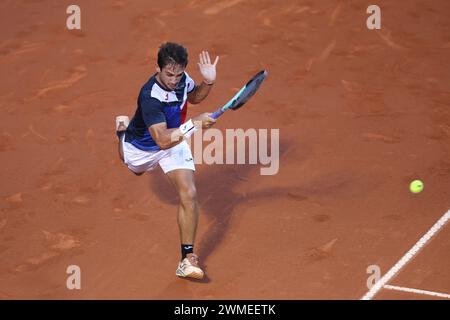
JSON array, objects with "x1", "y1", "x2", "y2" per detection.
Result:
[{"x1": 211, "y1": 70, "x2": 268, "y2": 120}]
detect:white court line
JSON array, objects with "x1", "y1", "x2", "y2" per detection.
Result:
[
  {"x1": 361, "y1": 209, "x2": 450, "y2": 300},
  {"x1": 383, "y1": 285, "x2": 450, "y2": 299}
]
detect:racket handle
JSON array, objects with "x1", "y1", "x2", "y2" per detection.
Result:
[{"x1": 211, "y1": 109, "x2": 224, "y2": 120}]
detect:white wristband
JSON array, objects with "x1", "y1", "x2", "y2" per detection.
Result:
[{"x1": 179, "y1": 119, "x2": 197, "y2": 138}]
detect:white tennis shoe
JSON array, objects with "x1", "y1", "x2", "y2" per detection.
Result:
[{"x1": 176, "y1": 254, "x2": 204, "y2": 279}]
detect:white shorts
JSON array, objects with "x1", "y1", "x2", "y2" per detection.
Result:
[{"x1": 121, "y1": 136, "x2": 195, "y2": 174}]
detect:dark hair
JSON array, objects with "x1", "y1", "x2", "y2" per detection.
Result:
[{"x1": 157, "y1": 42, "x2": 188, "y2": 69}]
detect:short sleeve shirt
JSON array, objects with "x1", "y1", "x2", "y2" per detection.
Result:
[{"x1": 125, "y1": 72, "x2": 195, "y2": 151}]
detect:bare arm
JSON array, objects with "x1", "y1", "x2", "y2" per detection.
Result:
[
  {"x1": 149, "y1": 122, "x2": 184, "y2": 150},
  {"x1": 187, "y1": 81, "x2": 214, "y2": 104},
  {"x1": 149, "y1": 113, "x2": 217, "y2": 150}
]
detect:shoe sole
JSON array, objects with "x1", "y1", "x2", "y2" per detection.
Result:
[
  {"x1": 115, "y1": 116, "x2": 129, "y2": 130},
  {"x1": 176, "y1": 269, "x2": 204, "y2": 279}
]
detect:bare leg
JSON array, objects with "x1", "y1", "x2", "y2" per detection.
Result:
[
  {"x1": 167, "y1": 169, "x2": 204, "y2": 279},
  {"x1": 117, "y1": 122, "x2": 126, "y2": 162},
  {"x1": 117, "y1": 122, "x2": 143, "y2": 176},
  {"x1": 166, "y1": 169, "x2": 199, "y2": 245}
]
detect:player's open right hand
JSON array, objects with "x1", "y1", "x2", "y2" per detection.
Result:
[{"x1": 193, "y1": 113, "x2": 216, "y2": 129}]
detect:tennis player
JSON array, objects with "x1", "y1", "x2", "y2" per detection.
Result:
[{"x1": 115, "y1": 42, "x2": 219, "y2": 279}]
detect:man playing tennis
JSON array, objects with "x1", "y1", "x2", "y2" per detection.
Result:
[{"x1": 115, "y1": 42, "x2": 219, "y2": 279}]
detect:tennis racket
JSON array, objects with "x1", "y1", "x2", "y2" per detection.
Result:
[{"x1": 210, "y1": 70, "x2": 268, "y2": 120}]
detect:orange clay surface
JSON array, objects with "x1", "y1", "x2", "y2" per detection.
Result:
[{"x1": 0, "y1": 0, "x2": 449, "y2": 299}]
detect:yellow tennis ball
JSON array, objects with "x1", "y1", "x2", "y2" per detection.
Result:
[{"x1": 409, "y1": 180, "x2": 424, "y2": 193}]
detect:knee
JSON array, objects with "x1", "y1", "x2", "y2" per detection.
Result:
[{"x1": 179, "y1": 185, "x2": 197, "y2": 205}]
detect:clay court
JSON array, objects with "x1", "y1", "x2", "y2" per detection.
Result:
[{"x1": 0, "y1": 0, "x2": 449, "y2": 300}]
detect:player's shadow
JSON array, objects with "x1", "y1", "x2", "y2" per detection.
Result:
[{"x1": 149, "y1": 138, "x2": 297, "y2": 282}]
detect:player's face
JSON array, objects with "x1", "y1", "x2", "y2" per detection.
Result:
[{"x1": 157, "y1": 64, "x2": 185, "y2": 91}]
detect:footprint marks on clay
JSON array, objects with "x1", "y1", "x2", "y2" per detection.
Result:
[
  {"x1": 26, "y1": 65, "x2": 87, "y2": 101},
  {"x1": 304, "y1": 238, "x2": 338, "y2": 262},
  {"x1": 12, "y1": 230, "x2": 81, "y2": 273}
]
